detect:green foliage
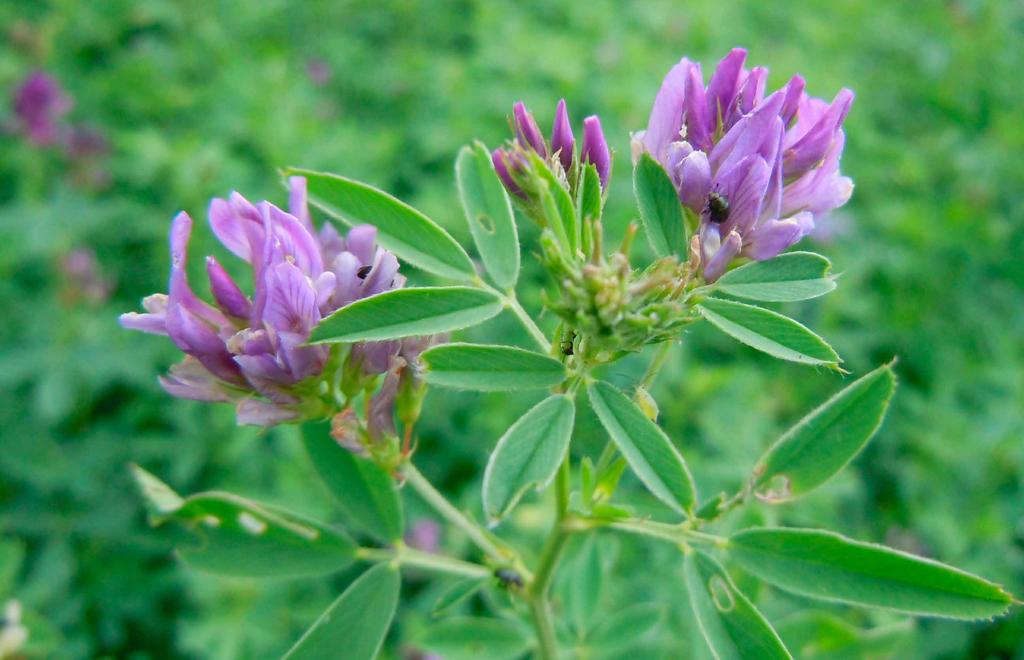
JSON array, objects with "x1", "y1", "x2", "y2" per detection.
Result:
[
  {"x1": 634, "y1": 153, "x2": 686, "y2": 258},
  {"x1": 752, "y1": 364, "x2": 896, "y2": 501},
  {"x1": 482, "y1": 394, "x2": 575, "y2": 521},
  {"x1": 301, "y1": 422, "x2": 404, "y2": 542},
  {"x1": 456, "y1": 142, "x2": 520, "y2": 289},
  {"x1": 422, "y1": 343, "x2": 567, "y2": 391},
  {"x1": 714, "y1": 252, "x2": 837, "y2": 302},
  {"x1": 284, "y1": 563, "x2": 399, "y2": 660},
  {"x1": 418, "y1": 616, "x2": 533, "y2": 660},
  {"x1": 697, "y1": 297, "x2": 841, "y2": 367},
  {"x1": 132, "y1": 466, "x2": 356, "y2": 578},
  {"x1": 288, "y1": 168, "x2": 475, "y2": 281},
  {"x1": 729, "y1": 528, "x2": 1014, "y2": 619},
  {"x1": 1, "y1": 0, "x2": 1021, "y2": 657},
  {"x1": 683, "y1": 550, "x2": 791, "y2": 659},
  {"x1": 587, "y1": 380, "x2": 696, "y2": 514},
  {"x1": 311, "y1": 286, "x2": 502, "y2": 343}
]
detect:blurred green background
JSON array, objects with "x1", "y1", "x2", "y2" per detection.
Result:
[{"x1": 1, "y1": 0, "x2": 1021, "y2": 657}]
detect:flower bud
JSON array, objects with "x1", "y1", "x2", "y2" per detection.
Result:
[
  {"x1": 513, "y1": 101, "x2": 547, "y2": 157},
  {"x1": 581, "y1": 116, "x2": 611, "y2": 188},
  {"x1": 550, "y1": 98, "x2": 575, "y2": 172}
]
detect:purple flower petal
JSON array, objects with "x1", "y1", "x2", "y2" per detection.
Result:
[
  {"x1": 158, "y1": 357, "x2": 232, "y2": 402},
  {"x1": 550, "y1": 99, "x2": 575, "y2": 172},
  {"x1": 513, "y1": 101, "x2": 547, "y2": 157},
  {"x1": 743, "y1": 213, "x2": 814, "y2": 261},
  {"x1": 705, "y1": 48, "x2": 747, "y2": 129},
  {"x1": 642, "y1": 58, "x2": 691, "y2": 161},
  {"x1": 674, "y1": 148, "x2": 712, "y2": 213},
  {"x1": 206, "y1": 256, "x2": 252, "y2": 319},
  {"x1": 344, "y1": 224, "x2": 379, "y2": 266},
  {"x1": 581, "y1": 115, "x2": 611, "y2": 188},
  {"x1": 236, "y1": 399, "x2": 298, "y2": 427},
  {"x1": 702, "y1": 228, "x2": 743, "y2": 282},
  {"x1": 261, "y1": 260, "x2": 320, "y2": 336},
  {"x1": 682, "y1": 62, "x2": 711, "y2": 152},
  {"x1": 288, "y1": 176, "x2": 314, "y2": 233}
]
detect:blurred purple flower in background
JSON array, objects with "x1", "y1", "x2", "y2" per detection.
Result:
[
  {"x1": 119, "y1": 177, "x2": 410, "y2": 426},
  {"x1": 635, "y1": 48, "x2": 853, "y2": 280},
  {"x1": 12, "y1": 71, "x2": 71, "y2": 146},
  {"x1": 405, "y1": 518, "x2": 442, "y2": 553}
]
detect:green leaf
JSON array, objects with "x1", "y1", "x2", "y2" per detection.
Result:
[
  {"x1": 432, "y1": 578, "x2": 487, "y2": 617},
  {"x1": 302, "y1": 421, "x2": 403, "y2": 542},
  {"x1": 715, "y1": 252, "x2": 836, "y2": 302},
  {"x1": 728, "y1": 528, "x2": 1014, "y2": 619},
  {"x1": 130, "y1": 462, "x2": 185, "y2": 518},
  {"x1": 752, "y1": 364, "x2": 896, "y2": 501},
  {"x1": 697, "y1": 298, "x2": 840, "y2": 367},
  {"x1": 776, "y1": 611, "x2": 914, "y2": 659},
  {"x1": 0, "y1": 538, "x2": 25, "y2": 594},
  {"x1": 634, "y1": 153, "x2": 685, "y2": 258},
  {"x1": 586, "y1": 602, "x2": 664, "y2": 655},
  {"x1": 530, "y1": 151, "x2": 578, "y2": 252},
  {"x1": 421, "y1": 343, "x2": 567, "y2": 391},
  {"x1": 456, "y1": 142, "x2": 520, "y2": 289},
  {"x1": 482, "y1": 395, "x2": 576, "y2": 521},
  {"x1": 286, "y1": 167, "x2": 474, "y2": 281},
  {"x1": 562, "y1": 534, "x2": 605, "y2": 634},
  {"x1": 684, "y1": 550, "x2": 793, "y2": 660},
  {"x1": 586, "y1": 380, "x2": 696, "y2": 514},
  {"x1": 418, "y1": 616, "x2": 532, "y2": 660},
  {"x1": 311, "y1": 286, "x2": 502, "y2": 343},
  {"x1": 132, "y1": 465, "x2": 356, "y2": 578},
  {"x1": 578, "y1": 163, "x2": 603, "y2": 256},
  {"x1": 285, "y1": 563, "x2": 399, "y2": 660}
]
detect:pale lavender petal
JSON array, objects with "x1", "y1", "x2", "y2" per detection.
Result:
[
  {"x1": 352, "y1": 340, "x2": 401, "y2": 376},
  {"x1": 344, "y1": 225, "x2": 378, "y2": 265},
  {"x1": 288, "y1": 176, "x2": 313, "y2": 233},
  {"x1": 158, "y1": 357, "x2": 232, "y2": 402},
  {"x1": 367, "y1": 366, "x2": 400, "y2": 440},
  {"x1": 743, "y1": 214, "x2": 813, "y2": 261},
  {"x1": 361, "y1": 250, "x2": 400, "y2": 297},
  {"x1": 710, "y1": 90, "x2": 785, "y2": 175},
  {"x1": 682, "y1": 62, "x2": 711, "y2": 152},
  {"x1": 261, "y1": 260, "x2": 319, "y2": 335},
  {"x1": 318, "y1": 222, "x2": 346, "y2": 264},
  {"x1": 702, "y1": 229, "x2": 742, "y2": 282},
  {"x1": 313, "y1": 271, "x2": 337, "y2": 311},
  {"x1": 119, "y1": 312, "x2": 167, "y2": 335},
  {"x1": 513, "y1": 102, "x2": 547, "y2": 157},
  {"x1": 735, "y1": 66, "x2": 768, "y2": 117},
  {"x1": 780, "y1": 75, "x2": 805, "y2": 126},
  {"x1": 642, "y1": 58, "x2": 691, "y2": 161},
  {"x1": 550, "y1": 98, "x2": 575, "y2": 172},
  {"x1": 275, "y1": 331, "x2": 328, "y2": 383},
  {"x1": 714, "y1": 156, "x2": 770, "y2": 235},
  {"x1": 263, "y1": 202, "x2": 323, "y2": 277},
  {"x1": 675, "y1": 149, "x2": 712, "y2": 212},
  {"x1": 329, "y1": 251, "x2": 362, "y2": 309},
  {"x1": 236, "y1": 399, "x2": 298, "y2": 427},
  {"x1": 783, "y1": 88, "x2": 854, "y2": 179},
  {"x1": 705, "y1": 48, "x2": 747, "y2": 128},
  {"x1": 206, "y1": 256, "x2": 252, "y2": 319},
  {"x1": 209, "y1": 194, "x2": 262, "y2": 262},
  {"x1": 165, "y1": 304, "x2": 243, "y2": 383}
]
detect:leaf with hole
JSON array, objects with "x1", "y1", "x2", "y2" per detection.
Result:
[
  {"x1": 684, "y1": 549, "x2": 792, "y2": 660},
  {"x1": 285, "y1": 563, "x2": 399, "y2": 660},
  {"x1": 421, "y1": 343, "x2": 567, "y2": 391},
  {"x1": 286, "y1": 167, "x2": 474, "y2": 281},
  {"x1": 310, "y1": 286, "x2": 502, "y2": 343},
  {"x1": 482, "y1": 395, "x2": 575, "y2": 521},
  {"x1": 715, "y1": 252, "x2": 836, "y2": 302},
  {"x1": 132, "y1": 465, "x2": 356, "y2": 578},
  {"x1": 634, "y1": 152, "x2": 686, "y2": 258},
  {"x1": 302, "y1": 421, "x2": 403, "y2": 541},
  {"x1": 697, "y1": 298, "x2": 840, "y2": 367},
  {"x1": 752, "y1": 364, "x2": 896, "y2": 502},
  {"x1": 587, "y1": 380, "x2": 696, "y2": 514},
  {"x1": 456, "y1": 142, "x2": 520, "y2": 289},
  {"x1": 728, "y1": 528, "x2": 1014, "y2": 619}
]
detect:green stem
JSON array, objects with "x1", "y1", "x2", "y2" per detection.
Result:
[
  {"x1": 639, "y1": 341, "x2": 674, "y2": 390},
  {"x1": 503, "y1": 290, "x2": 550, "y2": 352},
  {"x1": 602, "y1": 517, "x2": 727, "y2": 548},
  {"x1": 528, "y1": 522, "x2": 571, "y2": 660},
  {"x1": 401, "y1": 462, "x2": 509, "y2": 565},
  {"x1": 555, "y1": 455, "x2": 571, "y2": 520},
  {"x1": 356, "y1": 545, "x2": 492, "y2": 579}
]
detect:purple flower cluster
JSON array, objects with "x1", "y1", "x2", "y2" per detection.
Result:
[
  {"x1": 636, "y1": 48, "x2": 854, "y2": 281},
  {"x1": 120, "y1": 177, "x2": 414, "y2": 427},
  {"x1": 12, "y1": 72, "x2": 71, "y2": 146},
  {"x1": 492, "y1": 100, "x2": 612, "y2": 196}
]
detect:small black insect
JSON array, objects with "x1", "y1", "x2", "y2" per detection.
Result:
[
  {"x1": 494, "y1": 568, "x2": 524, "y2": 590},
  {"x1": 707, "y1": 192, "x2": 730, "y2": 224},
  {"x1": 356, "y1": 265, "x2": 373, "y2": 279}
]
